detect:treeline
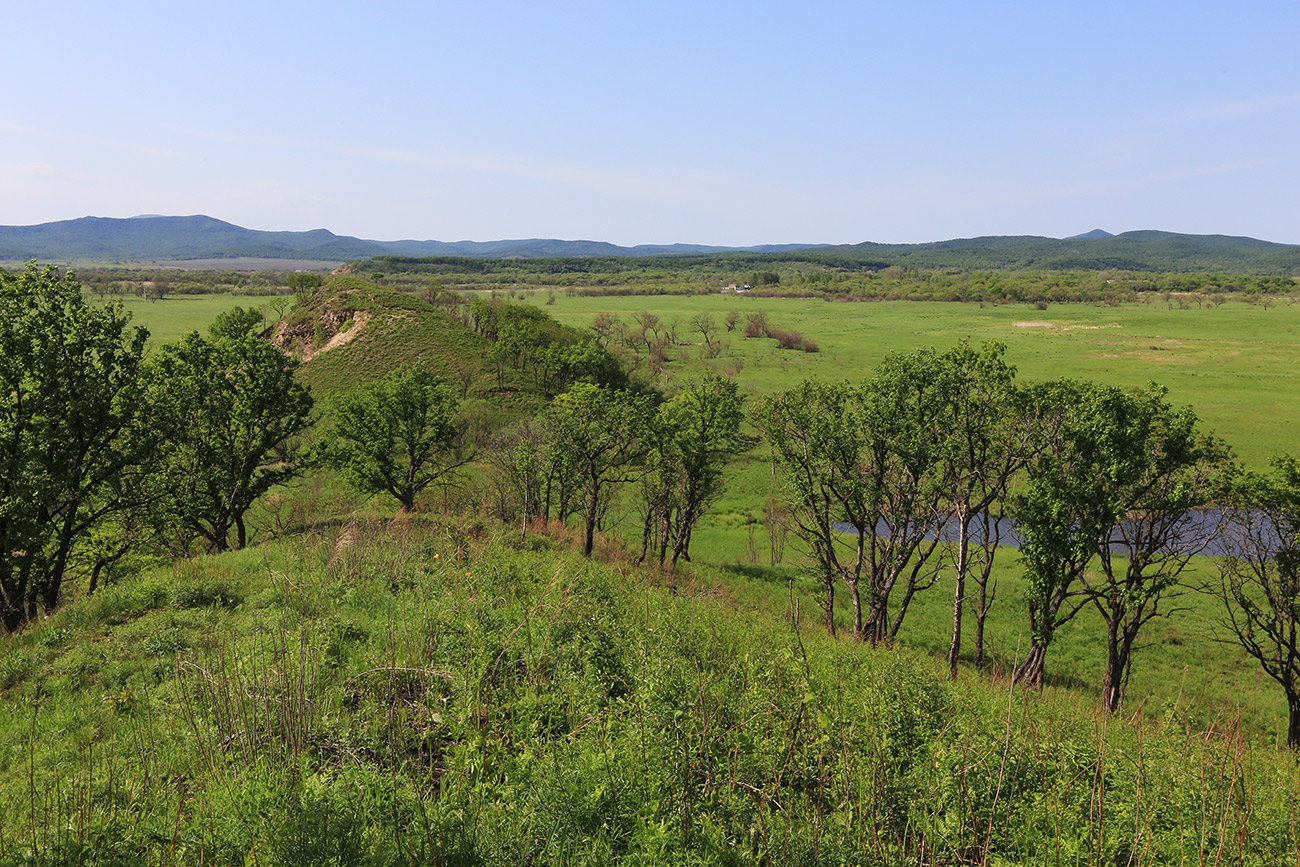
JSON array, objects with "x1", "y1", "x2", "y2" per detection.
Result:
[
  {"x1": 755, "y1": 343, "x2": 1300, "y2": 745},
  {"x1": 352, "y1": 255, "x2": 1297, "y2": 305},
  {"x1": 0, "y1": 265, "x2": 315, "y2": 631}
]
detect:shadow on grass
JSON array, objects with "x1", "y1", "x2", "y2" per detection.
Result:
[{"x1": 717, "y1": 562, "x2": 802, "y2": 584}]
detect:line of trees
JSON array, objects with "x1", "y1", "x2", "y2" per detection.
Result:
[
  {"x1": 0, "y1": 266, "x2": 314, "y2": 631},
  {"x1": 751, "y1": 342, "x2": 1300, "y2": 731}
]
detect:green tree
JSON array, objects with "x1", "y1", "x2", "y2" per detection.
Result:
[
  {"x1": 754, "y1": 379, "x2": 860, "y2": 636},
  {"x1": 757, "y1": 353, "x2": 949, "y2": 643},
  {"x1": 1011, "y1": 382, "x2": 1228, "y2": 710},
  {"x1": 543, "y1": 383, "x2": 653, "y2": 557},
  {"x1": 1084, "y1": 386, "x2": 1228, "y2": 712},
  {"x1": 1010, "y1": 380, "x2": 1111, "y2": 687},
  {"x1": 637, "y1": 376, "x2": 745, "y2": 568},
  {"x1": 934, "y1": 341, "x2": 1031, "y2": 678},
  {"x1": 1218, "y1": 455, "x2": 1300, "y2": 747},
  {"x1": 325, "y1": 366, "x2": 469, "y2": 513},
  {"x1": 147, "y1": 315, "x2": 313, "y2": 553},
  {"x1": 0, "y1": 264, "x2": 152, "y2": 630}
]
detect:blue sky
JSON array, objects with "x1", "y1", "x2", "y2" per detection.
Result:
[{"x1": 3, "y1": 1, "x2": 1298, "y2": 245}]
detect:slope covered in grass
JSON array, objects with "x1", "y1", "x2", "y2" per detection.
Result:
[
  {"x1": 276, "y1": 277, "x2": 545, "y2": 417},
  {"x1": 1, "y1": 518, "x2": 1297, "y2": 864}
]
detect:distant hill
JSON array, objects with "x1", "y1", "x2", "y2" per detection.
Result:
[
  {"x1": 2, "y1": 215, "x2": 1299, "y2": 274},
  {"x1": 0, "y1": 215, "x2": 386, "y2": 263},
  {"x1": 0, "y1": 215, "x2": 821, "y2": 264},
  {"x1": 807, "y1": 231, "x2": 1300, "y2": 274}
]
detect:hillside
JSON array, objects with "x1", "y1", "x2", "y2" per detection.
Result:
[
  {"x1": 2, "y1": 517, "x2": 1297, "y2": 864},
  {"x1": 812, "y1": 230, "x2": 1300, "y2": 273},
  {"x1": 0, "y1": 216, "x2": 819, "y2": 264},
  {"x1": 272, "y1": 277, "x2": 546, "y2": 416},
  {"x1": 0, "y1": 215, "x2": 386, "y2": 263}
]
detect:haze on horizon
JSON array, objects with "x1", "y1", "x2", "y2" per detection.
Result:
[{"x1": 3, "y1": 1, "x2": 1298, "y2": 248}]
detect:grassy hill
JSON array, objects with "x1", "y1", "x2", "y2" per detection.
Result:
[
  {"x1": 274, "y1": 277, "x2": 546, "y2": 418},
  {"x1": 2, "y1": 517, "x2": 1297, "y2": 864}
]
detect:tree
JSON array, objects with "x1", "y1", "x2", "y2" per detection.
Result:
[
  {"x1": 1084, "y1": 387, "x2": 1228, "y2": 712},
  {"x1": 543, "y1": 384, "x2": 653, "y2": 557},
  {"x1": 757, "y1": 352, "x2": 949, "y2": 643},
  {"x1": 935, "y1": 341, "x2": 1030, "y2": 678},
  {"x1": 325, "y1": 365, "x2": 469, "y2": 513},
  {"x1": 0, "y1": 264, "x2": 153, "y2": 630},
  {"x1": 754, "y1": 379, "x2": 860, "y2": 636},
  {"x1": 1011, "y1": 382, "x2": 1228, "y2": 710},
  {"x1": 147, "y1": 313, "x2": 313, "y2": 553},
  {"x1": 637, "y1": 376, "x2": 745, "y2": 568},
  {"x1": 1217, "y1": 455, "x2": 1300, "y2": 747},
  {"x1": 1010, "y1": 380, "x2": 1112, "y2": 687}
]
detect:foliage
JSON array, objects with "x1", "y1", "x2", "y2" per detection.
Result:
[
  {"x1": 1218, "y1": 454, "x2": 1300, "y2": 746},
  {"x1": 756, "y1": 352, "x2": 953, "y2": 644},
  {"x1": 324, "y1": 365, "x2": 469, "y2": 512},
  {"x1": 146, "y1": 315, "x2": 314, "y2": 553},
  {"x1": 542, "y1": 383, "x2": 655, "y2": 556},
  {"x1": 0, "y1": 264, "x2": 152, "y2": 631},
  {"x1": 1011, "y1": 381, "x2": 1230, "y2": 709},
  {"x1": 637, "y1": 375, "x2": 747, "y2": 568}
]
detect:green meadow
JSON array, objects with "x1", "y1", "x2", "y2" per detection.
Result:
[
  {"x1": 102, "y1": 292, "x2": 275, "y2": 348},
  {"x1": 104, "y1": 288, "x2": 1300, "y2": 730},
  {"x1": 114, "y1": 289, "x2": 1300, "y2": 472},
  {"x1": 531, "y1": 292, "x2": 1300, "y2": 471},
  {"x1": 4, "y1": 282, "x2": 1292, "y2": 862}
]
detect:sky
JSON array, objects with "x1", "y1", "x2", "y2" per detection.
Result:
[{"x1": 3, "y1": 1, "x2": 1299, "y2": 246}]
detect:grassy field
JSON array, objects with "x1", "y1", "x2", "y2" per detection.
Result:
[
  {"x1": 102, "y1": 292, "x2": 279, "y2": 348},
  {"x1": 109, "y1": 287, "x2": 1300, "y2": 740},
  {"x1": 110, "y1": 289, "x2": 1300, "y2": 471},
  {"x1": 528, "y1": 291, "x2": 1300, "y2": 471}
]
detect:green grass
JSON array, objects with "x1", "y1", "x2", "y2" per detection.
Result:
[
  {"x1": 90, "y1": 284, "x2": 1300, "y2": 745},
  {"x1": 93, "y1": 292, "x2": 276, "y2": 348},
  {"x1": 527, "y1": 291, "x2": 1300, "y2": 471},
  {"x1": 3, "y1": 519, "x2": 1298, "y2": 864}
]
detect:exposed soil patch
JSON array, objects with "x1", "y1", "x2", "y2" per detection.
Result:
[{"x1": 271, "y1": 308, "x2": 371, "y2": 362}]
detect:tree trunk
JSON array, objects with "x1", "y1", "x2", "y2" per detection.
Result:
[
  {"x1": 864, "y1": 594, "x2": 889, "y2": 646},
  {"x1": 1013, "y1": 641, "x2": 1047, "y2": 688},
  {"x1": 1289, "y1": 694, "x2": 1300, "y2": 750},
  {"x1": 974, "y1": 579, "x2": 991, "y2": 669},
  {"x1": 583, "y1": 485, "x2": 599, "y2": 557},
  {"x1": 848, "y1": 579, "x2": 864, "y2": 640},
  {"x1": 1102, "y1": 619, "x2": 1126, "y2": 714},
  {"x1": 947, "y1": 515, "x2": 970, "y2": 679},
  {"x1": 235, "y1": 514, "x2": 247, "y2": 550},
  {"x1": 821, "y1": 576, "x2": 836, "y2": 638}
]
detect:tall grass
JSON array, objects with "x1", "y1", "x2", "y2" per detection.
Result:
[{"x1": 2, "y1": 517, "x2": 1299, "y2": 864}]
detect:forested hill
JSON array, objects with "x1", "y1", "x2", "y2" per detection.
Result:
[
  {"x1": 0, "y1": 215, "x2": 815, "y2": 264},
  {"x1": 3, "y1": 214, "x2": 1300, "y2": 273},
  {"x1": 810, "y1": 230, "x2": 1300, "y2": 273}
]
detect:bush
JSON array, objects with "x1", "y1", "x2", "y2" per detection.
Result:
[{"x1": 772, "y1": 329, "x2": 804, "y2": 350}]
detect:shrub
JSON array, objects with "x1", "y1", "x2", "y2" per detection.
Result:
[{"x1": 772, "y1": 329, "x2": 804, "y2": 350}]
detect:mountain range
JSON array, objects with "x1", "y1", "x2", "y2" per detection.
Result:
[
  {"x1": 0, "y1": 215, "x2": 813, "y2": 264},
  {"x1": 2, "y1": 215, "x2": 1299, "y2": 274}
]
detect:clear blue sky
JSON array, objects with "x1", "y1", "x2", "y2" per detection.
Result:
[{"x1": 3, "y1": 1, "x2": 1298, "y2": 246}]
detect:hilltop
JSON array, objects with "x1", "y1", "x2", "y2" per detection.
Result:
[{"x1": 270, "y1": 277, "x2": 546, "y2": 417}]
